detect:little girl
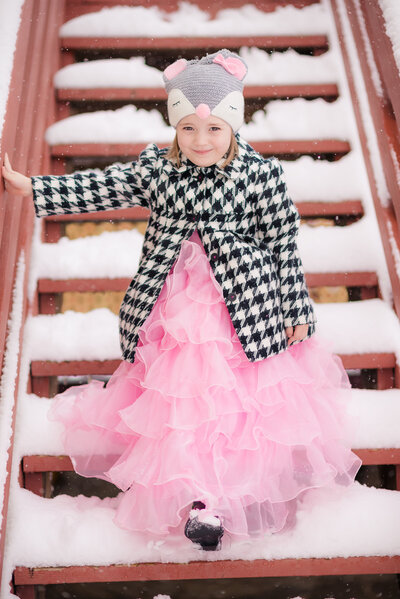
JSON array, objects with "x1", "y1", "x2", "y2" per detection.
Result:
[{"x1": 3, "y1": 50, "x2": 361, "y2": 552}]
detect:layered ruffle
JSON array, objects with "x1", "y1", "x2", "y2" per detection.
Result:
[{"x1": 48, "y1": 230, "x2": 361, "y2": 537}]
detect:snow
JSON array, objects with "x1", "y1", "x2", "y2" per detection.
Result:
[
  {"x1": 59, "y1": 3, "x2": 330, "y2": 38},
  {"x1": 379, "y1": 0, "x2": 400, "y2": 78},
  {"x1": 4, "y1": 482, "x2": 400, "y2": 568},
  {"x1": 54, "y1": 48, "x2": 339, "y2": 89},
  {"x1": 334, "y1": 0, "x2": 390, "y2": 206},
  {"x1": 45, "y1": 97, "x2": 353, "y2": 145},
  {"x1": 241, "y1": 97, "x2": 351, "y2": 141},
  {"x1": 45, "y1": 104, "x2": 174, "y2": 145},
  {"x1": 32, "y1": 218, "x2": 384, "y2": 281},
  {"x1": 23, "y1": 299, "x2": 400, "y2": 363},
  {"x1": 54, "y1": 56, "x2": 164, "y2": 89},
  {"x1": 0, "y1": 255, "x2": 25, "y2": 553},
  {"x1": 241, "y1": 47, "x2": 339, "y2": 85},
  {"x1": 33, "y1": 228, "x2": 144, "y2": 279},
  {"x1": 0, "y1": 0, "x2": 24, "y2": 143},
  {"x1": 16, "y1": 389, "x2": 400, "y2": 457},
  {"x1": 25, "y1": 308, "x2": 121, "y2": 361}
]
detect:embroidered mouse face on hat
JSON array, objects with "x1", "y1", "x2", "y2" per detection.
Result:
[{"x1": 163, "y1": 50, "x2": 247, "y2": 132}]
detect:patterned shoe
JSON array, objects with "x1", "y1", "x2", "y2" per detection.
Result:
[{"x1": 184, "y1": 503, "x2": 224, "y2": 551}]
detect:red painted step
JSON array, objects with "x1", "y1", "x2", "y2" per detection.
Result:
[
  {"x1": 57, "y1": 84, "x2": 340, "y2": 103},
  {"x1": 60, "y1": 34, "x2": 330, "y2": 54},
  {"x1": 13, "y1": 555, "x2": 400, "y2": 588},
  {"x1": 50, "y1": 140, "x2": 351, "y2": 159}
]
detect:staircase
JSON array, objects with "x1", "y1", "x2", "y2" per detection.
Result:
[{"x1": 2, "y1": 0, "x2": 400, "y2": 597}]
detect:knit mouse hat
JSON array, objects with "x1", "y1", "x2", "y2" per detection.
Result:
[{"x1": 163, "y1": 49, "x2": 247, "y2": 132}]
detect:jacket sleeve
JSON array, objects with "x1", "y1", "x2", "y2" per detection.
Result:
[
  {"x1": 256, "y1": 157, "x2": 316, "y2": 329},
  {"x1": 30, "y1": 144, "x2": 158, "y2": 218}
]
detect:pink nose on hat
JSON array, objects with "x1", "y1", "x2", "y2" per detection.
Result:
[{"x1": 196, "y1": 103, "x2": 211, "y2": 119}]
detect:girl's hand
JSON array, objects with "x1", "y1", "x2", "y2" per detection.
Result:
[
  {"x1": 285, "y1": 323, "x2": 309, "y2": 346},
  {"x1": 1, "y1": 153, "x2": 33, "y2": 198}
]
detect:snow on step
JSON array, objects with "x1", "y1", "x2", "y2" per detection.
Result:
[
  {"x1": 45, "y1": 104, "x2": 174, "y2": 145},
  {"x1": 55, "y1": 57, "x2": 164, "y2": 89},
  {"x1": 15, "y1": 389, "x2": 400, "y2": 458},
  {"x1": 54, "y1": 49, "x2": 339, "y2": 90},
  {"x1": 24, "y1": 299, "x2": 400, "y2": 362},
  {"x1": 283, "y1": 154, "x2": 365, "y2": 202},
  {"x1": 44, "y1": 98, "x2": 351, "y2": 145},
  {"x1": 242, "y1": 98, "x2": 351, "y2": 141},
  {"x1": 59, "y1": 3, "x2": 330, "y2": 38},
  {"x1": 6, "y1": 482, "x2": 400, "y2": 568},
  {"x1": 33, "y1": 220, "x2": 380, "y2": 280}
]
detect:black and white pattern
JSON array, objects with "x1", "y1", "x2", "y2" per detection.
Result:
[{"x1": 31, "y1": 136, "x2": 316, "y2": 363}]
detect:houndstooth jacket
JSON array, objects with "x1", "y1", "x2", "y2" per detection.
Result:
[{"x1": 31, "y1": 135, "x2": 316, "y2": 363}]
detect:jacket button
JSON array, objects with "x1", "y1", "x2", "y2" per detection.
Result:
[
  {"x1": 228, "y1": 292, "x2": 236, "y2": 301},
  {"x1": 188, "y1": 214, "x2": 197, "y2": 222},
  {"x1": 198, "y1": 175, "x2": 204, "y2": 182},
  {"x1": 210, "y1": 252, "x2": 218, "y2": 261}
]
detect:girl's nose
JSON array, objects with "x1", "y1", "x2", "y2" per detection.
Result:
[{"x1": 194, "y1": 129, "x2": 209, "y2": 146}]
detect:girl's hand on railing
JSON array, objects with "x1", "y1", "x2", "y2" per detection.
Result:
[
  {"x1": 286, "y1": 323, "x2": 309, "y2": 346},
  {"x1": 1, "y1": 153, "x2": 33, "y2": 198}
]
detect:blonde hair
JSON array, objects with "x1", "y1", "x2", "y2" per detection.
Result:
[{"x1": 166, "y1": 131, "x2": 239, "y2": 169}]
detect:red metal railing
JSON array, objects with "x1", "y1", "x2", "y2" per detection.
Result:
[
  {"x1": 0, "y1": 0, "x2": 66, "y2": 584},
  {"x1": 331, "y1": 0, "x2": 400, "y2": 318}
]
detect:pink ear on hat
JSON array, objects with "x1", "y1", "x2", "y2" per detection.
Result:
[
  {"x1": 163, "y1": 58, "x2": 187, "y2": 81},
  {"x1": 213, "y1": 53, "x2": 246, "y2": 80}
]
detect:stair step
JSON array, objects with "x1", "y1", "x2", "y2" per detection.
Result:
[
  {"x1": 60, "y1": 34, "x2": 329, "y2": 55},
  {"x1": 13, "y1": 555, "x2": 400, "y2": 586},
  {"x1": 20, "y1": 449, "x2": 400, "y2": 477},
  {"x1": 29, "y1": 353, "x2": 396, "y2": 380},
  {"x1": 9, "y1": 483, "x2": 400, "y2": 587},
  {"x1": 41, "y1": 200, "x2": 365, "y2": 243},
  {"x1": 37, "y1": 271, "x2": 378, "y2": 295},
  {"x1": 50, "y1": 140, "x2": 351, "y2": 160},
  {"x1": 42, "y1": 200, "x2": 363, "y2": 224},
  {"x1": 57, "y1": 83, "x2": 340, "y2": 103}
]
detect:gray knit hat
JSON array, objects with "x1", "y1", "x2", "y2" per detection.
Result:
[{"x1": 163, "y1": 50, "x2": 247, "y2": 132}]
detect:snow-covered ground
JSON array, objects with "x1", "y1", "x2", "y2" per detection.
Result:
[{"x1": 1, "y1": 0, "x2": 400, "y2": 597}]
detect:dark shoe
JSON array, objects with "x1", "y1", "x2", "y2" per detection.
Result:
[{"x1": 184, "y1": 504, "x2": 224, "y2": 551}]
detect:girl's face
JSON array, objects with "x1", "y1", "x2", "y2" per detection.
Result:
[{"x1": 176, "y1": 114, "x2": 232, "y2": 167}]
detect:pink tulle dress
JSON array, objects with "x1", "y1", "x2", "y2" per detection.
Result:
[{"x1": 48, "y1": 230, "x2": 361, "y2": 538}]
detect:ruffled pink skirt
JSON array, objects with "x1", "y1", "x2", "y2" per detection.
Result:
[{"x1": 48, "y1": 230, "x2": 361, "y2": 537}]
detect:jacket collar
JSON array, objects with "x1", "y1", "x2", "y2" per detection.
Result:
[{"x1": 169, "y1": 134, "x2": 252, "y2": 180}]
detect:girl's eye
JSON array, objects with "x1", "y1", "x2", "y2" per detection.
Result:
[
  {"x1": 210, "y1": 127, "x2": 221, "y2": 131},
  {"x1": 183, "y1": 126, "x2": 193, "y2": 131}
]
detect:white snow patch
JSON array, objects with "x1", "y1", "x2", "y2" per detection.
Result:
[
  {"x1": 45, "y1": 98, "x2": 353, "y2": 145},
  {"x1": 45, "y1": 104, "x2": 174, "y2": 145},
  {"x1": 22, "y1": 299, "x2": 400, "y2": 363},
  {"x1": 0, "y1": 255, "x2": 25, "y2": 549},
  {"x1": 34, "y1": 228, "x2": 144, "y2": 280},
  {"x1": 54, "y1": 56, "x2": 164, "y2": 89},
  {"x1": 4, "y1": 482, "x2": 400, "y2": 568},
  {"x1": 25, "y1": 309, "x2": 121, "y2": 361},
  {"x1": 15, "y1": 388, "x2": 400, "y2": 458},
  {"x1": 59, "y1": 3, "x2": 330, "y2": 38}
]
